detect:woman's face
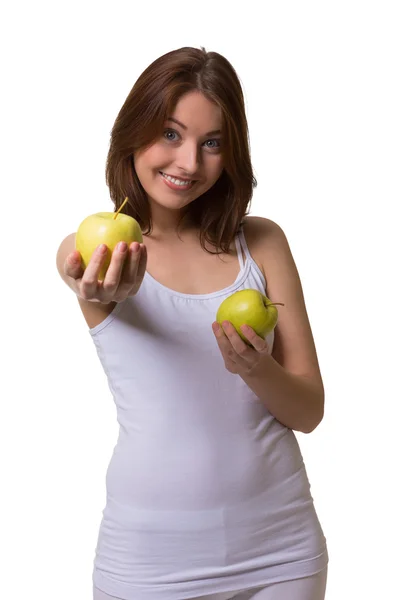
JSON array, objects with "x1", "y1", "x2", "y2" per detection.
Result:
[{"x1": 134, "y1": 91, "x2": 224, "y2": 215}]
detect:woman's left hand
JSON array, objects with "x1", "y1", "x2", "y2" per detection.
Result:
[{"x1": 212, "y1": 320, "x2": 270, "y2": 375}]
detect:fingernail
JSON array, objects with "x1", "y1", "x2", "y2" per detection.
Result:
[
  {"x1": 212, "y1": 322, "x2": 220, "y2": 333},
  {"x1": 118, "y1": 242, "x2": 127, "y2": 253},
  {"x1": 131, "y1": 242, "x2": 140, "y2": 253},
  {"x1": 98, "y1": 244, "x2": 107, "y2": 254}
]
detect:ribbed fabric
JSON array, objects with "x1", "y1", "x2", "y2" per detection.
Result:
[{"x1": 89, "y1": 226, "x2": 328, "y2": 600}]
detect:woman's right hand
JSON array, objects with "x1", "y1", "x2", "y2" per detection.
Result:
[{"x1": 63, "y1": 241, "x2": 147, "y2": 304}]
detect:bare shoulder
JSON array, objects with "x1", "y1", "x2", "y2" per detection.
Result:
[
  {"x1": 241, "y1": 215, "x2": 285, "y2": 277},
  {"x1": 242, "y1": 214, "x2": 286, "y2": 246},
  {"x1": 243, "y1": 214, "x2": 301, "y2": 295},
  {"x1": 56, "y1": 232, "x2": 116, "y2": 329},
  {"x1": 243, "y1": 216, "x2": 324, "y2": 394}
]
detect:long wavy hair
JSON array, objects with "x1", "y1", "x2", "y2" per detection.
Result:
[{"x1": 105, "y1": 46, "x2": 257, "y2": 254}]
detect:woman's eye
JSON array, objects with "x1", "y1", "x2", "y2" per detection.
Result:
[
  {"x1": 203, "y1": 139, "x2": 221, "y2": 150},
  {"x1": 164, "y1": 130, "x2": 179, "y2": 142}
]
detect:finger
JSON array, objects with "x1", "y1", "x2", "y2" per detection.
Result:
[
  {"x1": 212, "y1": 322, "x2": 239, "y2": 366},
  {"x1": 80, "y1": 244, "x2": 109, "y2": 299},
  {"x1": 131, "y1": 244, "x2": 147, "y2": 294},
  {"x1": 240, "y1": 325, "x2": 269, "y2": 354},
  {"x1": 220, "y1": 320, "x2": 255, "y2": 361},
  {"x1": 119, "y1": 242, "x2": 141, "y2": 289},
  {"x1": 102, "y1": 241, "x2": 129, "y2": 296},
  {"x1": 64, "y1": 250, "x2": 84, "y2": 279}
]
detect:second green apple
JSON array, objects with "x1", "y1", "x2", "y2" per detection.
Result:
[{"x1": 216, "y1": 289, "x2": 284, "y2": 343}]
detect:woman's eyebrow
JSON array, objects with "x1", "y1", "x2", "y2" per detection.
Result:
[{"x1": 166, "y1": 117, "x2": 221, "y2": 136}]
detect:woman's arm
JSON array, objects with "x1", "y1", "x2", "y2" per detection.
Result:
[{"x1": 213, "y1": 217, "x2": 324, "y2": 433}]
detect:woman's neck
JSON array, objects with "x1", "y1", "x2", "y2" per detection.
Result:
[{"x1": 146, "y1": 203, "x2": 197, "y2": 241}]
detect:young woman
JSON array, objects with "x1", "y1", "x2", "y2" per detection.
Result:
[{"x1": 56, "y1": 46, "x2": 328, "y2": 600}]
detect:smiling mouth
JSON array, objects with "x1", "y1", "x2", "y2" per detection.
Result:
[{"x1": 159, "y1": 171, "x2": 197, "y2": 186}]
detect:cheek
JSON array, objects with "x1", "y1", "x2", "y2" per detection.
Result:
[
  {"x1": 135, "y1": 145, "x2": 168, "y2": 175},
  {"x1": 207, "y1": 156, "x2": 224, "y2": 182}
]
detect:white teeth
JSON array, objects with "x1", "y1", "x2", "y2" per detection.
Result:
[{"x1": 161, "y1": 172, "x2": 193, "y2": 186}]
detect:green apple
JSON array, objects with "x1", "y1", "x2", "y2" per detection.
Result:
[
  {"x1": 216, "y1": 289, "x2": 284, "y2": 343},
  {"x1": 75, "y1": 197, "x2": 143, "y2": 280}
]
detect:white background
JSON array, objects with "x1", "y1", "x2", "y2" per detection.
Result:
[{"x1": 1, "y1": 1, "x2": 399, "y2": 599}]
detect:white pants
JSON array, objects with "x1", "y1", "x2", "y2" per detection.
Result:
[{"x1": 93, "y1": 567, "x2": 328, "y2": 600}]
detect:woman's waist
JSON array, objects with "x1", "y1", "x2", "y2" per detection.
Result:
[{"x1": 105, "y1": 430, "x2": 308, "y2": 511}]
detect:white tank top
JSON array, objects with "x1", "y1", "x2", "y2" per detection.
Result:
[{"x1": 89, "y1": 226, "x2": 328, "y2": 600}]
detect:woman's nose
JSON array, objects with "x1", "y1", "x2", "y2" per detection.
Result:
[{"x1": 175, "y1": 142, "x2": 200, "y2": 176}]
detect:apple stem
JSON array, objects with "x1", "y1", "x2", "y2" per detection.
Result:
[{"x1": 113, "y1": 197, "x2": 129, "y2": 220}]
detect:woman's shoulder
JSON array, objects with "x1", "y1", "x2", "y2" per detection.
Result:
[
  {"x1": 242, "y1": 215, "x2": 287, "y2": 241},
  {"x1": 241, "y1": 215, "x2": 290, "y2": 277}
]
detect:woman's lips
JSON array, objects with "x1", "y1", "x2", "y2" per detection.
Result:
[{"x1": 159, "y1": 171, "x2": 196, "y2": 191}]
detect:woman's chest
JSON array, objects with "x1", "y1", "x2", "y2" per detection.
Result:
[{"x1": 144, "y1": 241, "x2": 242, "y2": 295}]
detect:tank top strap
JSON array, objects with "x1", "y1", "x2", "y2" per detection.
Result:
[
  {"x1": 234, "y1": 228, "x2": 246, "y2": 271},
  {"x1": 235, "y1": 224, "x2": 253, "y2": 269}
]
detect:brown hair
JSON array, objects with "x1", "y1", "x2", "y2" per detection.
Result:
[{"x1": 105, "y1": 46, "x2": 257, "y2": 254}]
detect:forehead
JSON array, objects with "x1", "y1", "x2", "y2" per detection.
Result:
[{"x1": 169, "y1": 91, "x2": 222, "y2": 131}]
